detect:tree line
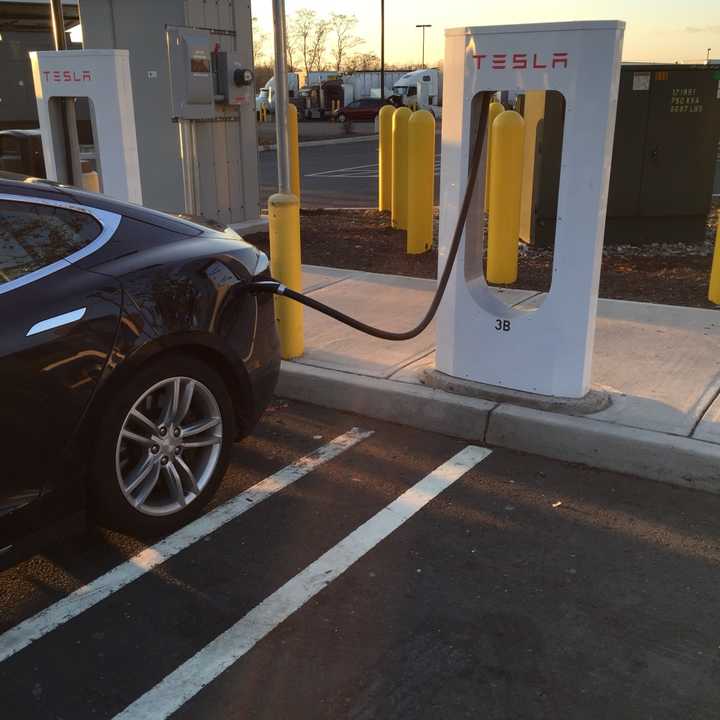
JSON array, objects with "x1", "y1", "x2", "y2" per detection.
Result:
[{"x1": 252, "y1": 10, "x2": 410, "y2": 79}]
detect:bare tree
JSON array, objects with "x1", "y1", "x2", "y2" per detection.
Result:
[
  {"x1": 290, "y1": 9, "x2": 329, "y2": 75},
  {"x1": 328, "y1": 13, "x2": 362, "y2": 72},
  {"x1": 346, "y1": 52, "x2": 381, "y2": 71},
  {"x1": 251, "y1": 17, "x2": 268, "y2": 65}
]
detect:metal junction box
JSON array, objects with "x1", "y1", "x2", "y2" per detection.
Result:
[
  {"x1": 532, "y1": 64, "x2": 720, "y2": 245},
  {"x1": 216, "y1": 51, "x2": 254, "y2": 106},
  {"x1": 166, "y1": 27, "x2": 214, "y2": 120}
]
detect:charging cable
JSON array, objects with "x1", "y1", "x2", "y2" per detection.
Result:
[{"x1": 246, "y1": 92, "x2": 491, "y2": 341}]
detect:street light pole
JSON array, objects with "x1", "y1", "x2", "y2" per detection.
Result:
[
  {"x1": 380, "y1": 0, "x2": 385, "y2": 99},
  {"x1": 416, "y1": 24, "x2": 431, "y2": 68},
  {"x1": 271, "y1": 0, "x2": 292, "y2": 193}
]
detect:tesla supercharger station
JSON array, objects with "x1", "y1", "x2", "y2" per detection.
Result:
[
  {"x1": 436, "y1": 21, "x2": 625, "y2": 398},
  {"x1": 29, "y1": 49, "x2": 142, "y2": 203}
]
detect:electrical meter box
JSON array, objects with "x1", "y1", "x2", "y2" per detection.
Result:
[
  {"x1": 216, "y1": 51, "x2": 254, "y2": 106},
  {"x1": 166, "y1": 26, "x2": 214, "y2": 120}
]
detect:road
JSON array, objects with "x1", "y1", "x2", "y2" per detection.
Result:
[
  {"x1": 2, "y1": 400, "x2": 720, "y2": 719},
  {"x1": 259, "y1": 138, "x2": 441, "y2": 209}
]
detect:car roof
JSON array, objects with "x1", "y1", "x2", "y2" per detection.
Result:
[{"x1": 0, "y1": 174, "x2": 204, "y2": 237}]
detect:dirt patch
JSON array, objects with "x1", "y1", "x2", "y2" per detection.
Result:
[{"x1": 245, "y1": 203, "x2": 720, "y2": 310}]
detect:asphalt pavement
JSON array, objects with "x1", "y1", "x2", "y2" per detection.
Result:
[
  {"x1": 260, "y1": 137, "x2": 441, "y2": 209},
  {"x1": 2, "y1": 400, "x2": 720, "y2": 719}
]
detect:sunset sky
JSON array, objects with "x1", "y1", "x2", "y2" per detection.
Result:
[{"x1": 252, "y1": 0, "x2": 720, "y2": 67}]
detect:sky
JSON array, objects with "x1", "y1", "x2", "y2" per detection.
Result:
[{"x1": 251, "y1": 0, "x2": 720, "y2": 67}]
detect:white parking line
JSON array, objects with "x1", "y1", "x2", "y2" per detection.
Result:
[
  {"x1": 0, "y1": 428, "x2": 373, "y2": 665},
  {"x1": 113, "y1": 445, "x2": 492, "y2": 720}
]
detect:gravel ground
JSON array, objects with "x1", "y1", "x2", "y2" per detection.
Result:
[{"x1": 246, "y1": 200, "x2": 720, "y2": 309}]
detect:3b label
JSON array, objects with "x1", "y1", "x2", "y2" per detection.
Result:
[{"x1": 495, "y1": 319, "x2": 511, "y2": 332}]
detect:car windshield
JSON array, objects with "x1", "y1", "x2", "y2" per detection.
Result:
[{"x1": 393, "y1": 86, "x2": 409, "y2": 96}]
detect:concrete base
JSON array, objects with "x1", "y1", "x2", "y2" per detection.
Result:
[{"x1": 423, "y1": 368, "x2": 611, "y2": 415}]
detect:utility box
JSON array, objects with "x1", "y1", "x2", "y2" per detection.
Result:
[
  {"x1": 531, "y1": 64, "x2": 720, "y2": 245},
  {"x1": 79, "y1": 0, "x2": 260, "y2": 226}
]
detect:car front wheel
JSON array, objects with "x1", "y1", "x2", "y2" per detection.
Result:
[{"x1": 92, "y1": 356, "x2": 235, "y2": 536}]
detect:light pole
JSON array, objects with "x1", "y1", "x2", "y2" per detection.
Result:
[
  {"x1": 380, "y1": 0, "x2": 385, "y2": 99},
  {"x1": 416, "y1": 24, "x2": 431, "y2": 68}
]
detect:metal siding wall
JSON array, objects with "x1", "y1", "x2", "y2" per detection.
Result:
[
  {"x1": 81, "y1": 0, "x2": 186, "y2": 213},
  {"x1": 233, "y1": 0, "x2": 260, "y2": 220}
]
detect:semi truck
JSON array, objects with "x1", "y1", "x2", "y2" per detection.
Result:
[
  {"x1": 255, "y1": 73, "x2": 301, "y2": 113},
  {"x1": 391, "y1": 68, "x2": 443, "y2": 116}
]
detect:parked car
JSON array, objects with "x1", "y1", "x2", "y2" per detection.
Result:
[
  {"x1": 334, "y1": 98, "x2": 392, "y2": 123},
  {"x1": 0, "y1": 174, "x2": 280, "y2": 561}
]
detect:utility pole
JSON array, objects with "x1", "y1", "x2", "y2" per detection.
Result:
[
  {"x1": 707, "y1": 48, "x2": 712, "y2": 63},
  {"x1": 49, "y1": 0, "x2": 82, "y2": 185},
  {"x1": 416, "y1": 24, "x2": 431, "y2": 68},
  {"x1": 271, "y1": 0, "x2": 291, "y2": 193},
  {"x1": 380, "y1": 0, "x2": 385, "y2": 99}
]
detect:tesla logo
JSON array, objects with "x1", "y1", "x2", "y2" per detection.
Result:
[
  {"x1": 473, "y1": 52, "x2": 569, "y2": 70},
  {"x1": 42, "y1": 70, "x2": 93, "y2": 83}
]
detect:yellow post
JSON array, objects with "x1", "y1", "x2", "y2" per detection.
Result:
[
  {"x1": 268, "y1": 193, "x2": 304, "y2": 358},
  {"x1": 710, "y1": 211, "x2": 720, "y2": 304},
  {"x1": 288, "y1": 103, "x2": 300, "y2": 202},
  {"x1": 391, "y1": 106, "x2": 412, "y2": 229},
  {"x1": 407, "y1": 110, "x2": 435, "y2": 254},
  {"x1": 378, "y1": 104, "x2": 395, "y2": 212},
  {"x1": 484, "y1": 101, "x2": 504, "y2": 211},
  {"x1": 519, "y1": 90, "x2": 546, "y2": 243},
  {"x1": 487, "y1": 110, "x2": 525, "y2": 284}
]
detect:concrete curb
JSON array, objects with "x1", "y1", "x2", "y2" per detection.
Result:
[
  {"x1": 487, "y1": 404, "x2": 720, "y2": 494},
  {"x1": 258, "y1": 134, "x2": 377, "y2": 152},
  {"x1": 277, "y1": 362, "x2": 495, "y2": 441},
  {"x1": 277, "y1": 362, "x2": 720, "y2": 495}
]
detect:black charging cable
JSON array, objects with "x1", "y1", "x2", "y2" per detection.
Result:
[{"x1": 245, "y1": 93, "x2": 491, "y2": 341}]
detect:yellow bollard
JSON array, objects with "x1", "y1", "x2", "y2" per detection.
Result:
[
  {"x1": 391, "y1": 106, "x2": 412, "y2": 229},
  {"x1": 378, "y1": 104, "x2": 395, "y2": 212},
  {"x1": 288, "y1": 103, "x2": 300, "y2": 202},
  {"x1": 710, "y1": 211, "x2": 720, "y2": 304},
  {"x1": 484, "y1": 101, "x2": 504, "y2": 211},
  {"x1": 268, "y1": 193, "x2": 304, "y2": 358},
  {"x1": 487, "y1": 110, "x2": 525, "y2": 284},
  {"x1": 407, "y1": 110, "x2": 436, "y2": 254}
]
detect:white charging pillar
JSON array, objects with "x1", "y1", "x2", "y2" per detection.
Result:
[
  {"x1": 436, "y1": 22, "x2": 624, "y2": 398},
  {"x1": 29, "y1": 50, "x2": 142, "y2": 203}
]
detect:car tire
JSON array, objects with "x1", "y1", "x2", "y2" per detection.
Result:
[
  {"x1": 336, "y1": 113, "x2": 346, "y2": 123},
  {"x1": 91, "y1": 355, "x2": 236, "y2": 537}
]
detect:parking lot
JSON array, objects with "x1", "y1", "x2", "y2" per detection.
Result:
[
  {"x1": 2, "y1": 400, "x2": 720, "y2": 719},
  {"x1": 259, "y1": 137, "x2": 441, "y2": 208}
]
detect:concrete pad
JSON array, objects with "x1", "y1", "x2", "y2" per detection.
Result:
[
  {"x1": 302, "y1": 265, "x2": 353, "y2": 292},
  {"x1": 486, "y1": 403, "x2": 720, "y2": 494},
  {"x1": 514, "y1": 295, "x2": 720, "y2": 436},
  {"x1": 693, "y1": 393, "x2": 720, "y2": 443},
  {"x1": 297, "y1": 272, "x2": 437, "y2": 378},
  {"x1": 278, "y1": 362, "x2": 495, "y2": 442}
]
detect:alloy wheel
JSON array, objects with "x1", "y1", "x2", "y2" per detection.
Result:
[{"x1": 115, "y1": 376, "x2": 223, "y2": 516}]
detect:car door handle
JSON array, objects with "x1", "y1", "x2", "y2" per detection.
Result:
[{"x1": 27, "y1": 307, "x2": 87, "y2": 337}]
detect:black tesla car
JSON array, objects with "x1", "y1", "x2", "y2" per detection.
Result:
[{"x1": 0, "y1": 175, "x2": 280, "y2": 560}]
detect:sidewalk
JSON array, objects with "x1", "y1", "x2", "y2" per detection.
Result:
[
  {"x1": 257, "y1": 120, "x2": 376, "y2": 148},
  {"x1": 277, "y1": 265, "x2": 720, "y2": 493}
]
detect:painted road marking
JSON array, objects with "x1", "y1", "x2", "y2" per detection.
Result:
[
  {"x1": 113, "y1": 445, "x2": 492, "y2": 720},
  {"x1": 0, "y1": 428, "x2": 373, "y2": 664},
  {"x1": 305, "y1": 157, "x2": 441, "y2": 179}
]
